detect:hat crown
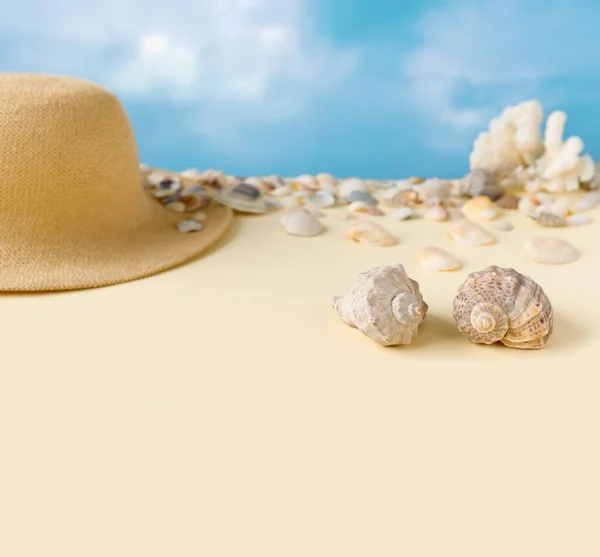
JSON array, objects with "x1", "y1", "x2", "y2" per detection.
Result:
[{"x1": 0, "y1": 73, "x2": 150, "y2": 236}]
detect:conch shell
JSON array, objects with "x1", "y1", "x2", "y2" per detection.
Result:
[
  {"x1": 332, "y1": 264, "x2": 428, "y2": 346},
  {"x1": 452, "y1": 265, "x2": 553, "y2": 349}
]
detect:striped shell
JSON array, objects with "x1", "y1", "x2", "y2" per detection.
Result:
[{"x1": 452, "y1": 265, "x2": 553, "y2": 349}]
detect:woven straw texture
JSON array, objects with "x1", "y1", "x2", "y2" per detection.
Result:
[{"x1": 0, "y1": 73, "x2": 233, "y2": 291}]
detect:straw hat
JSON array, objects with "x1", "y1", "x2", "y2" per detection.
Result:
[{"x1": 0, "y1": 72, "x2": 234, "y2": 291}]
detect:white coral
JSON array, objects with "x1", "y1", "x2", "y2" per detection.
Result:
[{"x1": 469, "y1": 100, "x2": 595, "y2": 193}]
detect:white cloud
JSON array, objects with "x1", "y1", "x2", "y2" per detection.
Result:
[{"x1": 0, "y1": 0, "x2": 358, "y2": 108}]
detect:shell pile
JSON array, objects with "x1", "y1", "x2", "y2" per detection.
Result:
[
  {"x1": 332, "y1": 264, "x2": 428, "y2": 346},
  {"x1": 453, "y1": 266, "x2": 554, "y2": 349}
]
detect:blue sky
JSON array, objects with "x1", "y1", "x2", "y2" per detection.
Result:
[{"x1": 1, "y1": 0, "x2": 598, "y2": 179}]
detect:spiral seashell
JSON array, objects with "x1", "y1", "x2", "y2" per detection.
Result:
[
  {"x1": 452, "y1": 265, "x2": 553, "y2": 349},
  {"x1": 332, "y1": 264, "x2": 428, "y2": 346}
]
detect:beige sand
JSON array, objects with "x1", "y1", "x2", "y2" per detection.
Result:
[{"x1": 1, "y1": 202, "x2": 599, "y2": 556}]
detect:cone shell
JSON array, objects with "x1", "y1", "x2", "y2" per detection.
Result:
[
  {"x1": 452, "y1": 265, "x2": 553, "y2": 349},
  {"x1": 332, "y1": 264, "x2": 428, "y2": 346}
]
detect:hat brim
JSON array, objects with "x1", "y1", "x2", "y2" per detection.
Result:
[{"x1": 0, "y1": 173, "x2": 234, "y2": 292}]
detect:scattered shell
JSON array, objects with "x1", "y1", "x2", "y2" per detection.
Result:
[
  {"x1": 164, "y1": 201, "x2": 186, "y2": 213},
  {"x1": 271, "y1": 185, "x2": 292, "y2": 198},
  {"x1": 337, "y1": 178, "x2": 368, "y2": 199},
  {"x1": 279, "y1": 195, "x2": 304, "y2": 209},
  {"x1": 528, "y1": 212, "x2": 568, "y2": 228},
  {"x1": 524, "y1": 237, "x2": 579, "y2": 265},
  {"x1": 180, "y1": 184, "x2": 204, "y2": 197},
  {"x1": 495, "y1": 194, "x2": 520, "y2": 210},
  {"x1": 177, "y1": 220, "x2": 204, "y2": 233},
  {"x1": 347, "y1": 221, "x2": 398, "y2": 247},
  {"x1": 571, "y1": 191, "x2": 600, "y2": 213},
  {"x1": 463, "y1": 169, "x2": 505, "y2": 201},
  {"x1": 547, "y1": 198, "x2": 572, "y2": 218},
  {"x1": 348, "y1": 201, "x2": 374, "y2": 213},
  {"x1": 316, "y1": 172, "x2": 338, "y2": 191},
  {"x1": 290, "y1": 174, "x2": 318, "y2": 191},
  {"x1": 425, "y1": 205, "x2": 450, "y2": 222},
  {"x1": 452, "y1": 265, "x2": 553, "y2": 349},
  {"x1": 332, "y1": 264, "x2": 428, "y2": 346},
  {"x1": 281, "y1": 209, "x2": 325, "y2": 237},
  {"x1": 391, "y1": 207, "x2": 416, "y2": 221},
  {"x1": 416, "y1": 246, "x2": 461, "y2": 272},
  {"x1": 490, "y1": 220, "x2": 513, "y2": 231},
  {"x1": 461, "y1": 195, "x2": 500, "y2": 221},
  {"x1": 218, "y1": 183, "x2": 268, "y2": 213},
  {"x1": 447, "y1": 219, "x2": 495, "y2": 246},
  {"x1": 181, "y1": 193, "x2": 211, "y2": 211},
  {"x1": 414, "y1": 178, "x2": 451, "y2": 202},
  {"x1": 345, "y1": 190, "x2": 378, "y2": 205},
  {"x1": 518, "y1": 195, "x2": 539, "y2": 215},
  {"x1": 310, "y1": 190, "x2": 336, "y2": 208},
  {"x1": 153, "y1": 177, "x2": 183, "y2": 198},
  {"x1": 566, "y1": 214, "x2": 591, "y2": 226}
]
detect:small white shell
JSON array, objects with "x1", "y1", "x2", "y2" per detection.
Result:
[
  {"x1": 218, "y1": 183, "x2": 268, "y2": 213},
  {"x1": 529, "y1": 212, "x2": 568, "y2": 227},
  {"x1": 391, "y1": 207, "x2": 415, "y2": 221},
  {"x1": 164, "y1": 201, "x2": 187, "y2": 213},
  {"x1": 281, "y1": 209, "x2": 324, "y2": 237},
  {"x1": 177, "y1": 220, "x2": 204, "y2": 233},
  {"x1": 566, "y1": 214, "x2": 591, "y2": 226},
  {"x1": 571, "y1": 191, "x2": 600, "y2": 213},
  {"x1": 490, "y1": 219, "x2": 513, "y2": 231},
  {"x1": 416, "y1": 246, "x2": 461, "y2": 272},
  {"x1": 310, "y1": 190, "x2": 336, "y2": 208},
  {"x1": 518, "y1": 195, "x2": 539, "y2": 215},
  {"x1": 461, "y1": 196, "x2": 500, "y2": 221},
  {"x1": 425, "y1": 205, "x2": 450, "y2": 222},
  {"x1": 447, "y1": 219, "x2": 495, "y2": 246},
  {"x1": 271, "y1": 185, "x2": 292, "y2": 198},
  {"x1": 548, "y1": 197, "x2": 572, "y2": 218},
  {"x1": 347, "y1": 221, "x2": 398, "y2": 247},
  {"x1": 524, "y1": 237, "x2": 579, "y2": 265},
  {"x1": 337, "y1": 178, "x2": 368, "y2": 199}
]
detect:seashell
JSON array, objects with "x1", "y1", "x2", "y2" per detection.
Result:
[
  {"x1": 347, "y1": 221, "x2": 398, "y2": 247},
  {"x1": 345, "y1": 190, "x2": 378, "y2": 205},
  {"x1": 180, "y1": 168, "x2": 204, "y2": 180},
  {"x1": 281, "y1": 208, "x2": 325, "y2": 237},
  {"x1": 490, "y1": 219, "x2": 513, "y2": 231},
  {"x1": 495, "y1": 194, "x2": 520, "y2": 210},
  {"x1": 271, "y1": 185, "x2": 292, "y2": 198},
  {"x1": 414, "y1": 178, "x2": 451, "y2": 202},
  {"x1": 566, "y1": 214, "x2": 591, "y2": 226},
  {"x1": 409, "y1": 176, "x2": 425, "y2": 184},
  {"x1": 218, "y1": 183, "x2": 268, "y2": 213},
  {"x1": 518, "y1": 195, "x2": 539, "y2": 215},
  {"x1": 332, "y1": 264, "x2": 428, "y2": 346},
  {"x1": 146, "y1": 171, "x2": 168, "y2": 187},
  {"x1": 547, "y1": 197, "x2": 572, "y2": 218},
  {"x1": 528, "y1": 211, "x2": 567, "y2": 228},
  {"x1": 452, "y1": 265, "x2": 553, "y2": 349},
  {"x1": 177, "y1": 220, "x2": 204, "y2": 233},
  {"x1": 279, "y1": 195, "x2": 304, "y2": 209},
  {"x1": 310, "y1": 190, "x2": 336, "y2": 208},
  {"x1": 462, "y1": 169, "x2": 505, "y2": 201},
  {"x1": 391, "y1": 207, "x2": 416, "y2": 221},
  {"x1": 181, "y1": 193, "x2": 211, "y2": 212},
  {"x1": 447, "y1": 219, "x2": 495, "y2": 246},
  {"x1": 164, "y1": 201, "x2": 187, "y2": 213},
  {"x1": 291, "y1": 174, "x2": 318, "y2": 191},
  {"x1": 153, "y1": 177, "x2": 182, "y2": 198},
  {"x1": 416, "y1": 246, "x2": 461, "y2": 272},
  {"x1": 571, "y1": 191, "x2": 600, "y2": 213},
  {"x1": 180, "y1": 184, "x2": 204, "y2": 197},
  {"x1": 461, "y1": 195, "x2": 500, "y2": 221},
  {"x1": 337, "y1": 177, "x2": 367, "y2": 199},
  {"x1": 425, "y1": 204, "x2": 450, "y2": 222},
  {"x1": 263, "y1": 196, "x2": 282, "y2": 210},
  {"x1": 316, "y1": 172, "x2": 337, "y2": 191},
  {"x1": 348, "y1": 201, "x2": 373, "y2": 213},
  {"x1": 524, "y1": 237, "x2": 579, "y2": 265}
]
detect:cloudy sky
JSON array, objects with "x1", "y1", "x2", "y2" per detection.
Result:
[{"x1": 1, "y1": 0, "x2": 598, "y2": 179}]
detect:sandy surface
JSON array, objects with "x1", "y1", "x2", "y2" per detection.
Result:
[{"x1": 1, "y1": 200, "x2": 599, "y2": 556}]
